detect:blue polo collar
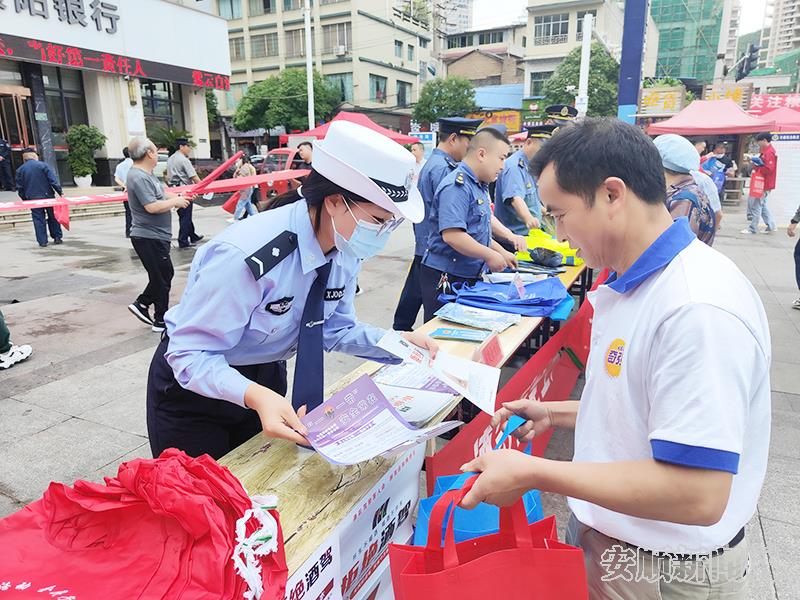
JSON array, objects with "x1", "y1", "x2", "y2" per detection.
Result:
[
  {"x1": 432, "y1": 147, "x2": 458, "y2": 168},
  {"x1": 606, "y1": 218, "x2": 695, "y2": 294}
]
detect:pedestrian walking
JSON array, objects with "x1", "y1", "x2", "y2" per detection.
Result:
[
  {"x1": 166, "y1": 138, "x2": 204, "y2": 248},
  {"x1": 114, "y1": 147, "x2": 134, "y2": 237},
  {"x1": 788, "y1": 204, "x2": 800, "y2": 310},
  {"x1": 742, "y1": 132, "x2": 778, "y2": 235},
  {"x1": 125, "y1": 136, "x2": 190, "y2": 333},
  {"x1": 232, "y1": 155, "x2": 258, "y2": 221},
  {"x1": 15, "y1": 148, "x2": 63, "y2": 247}
]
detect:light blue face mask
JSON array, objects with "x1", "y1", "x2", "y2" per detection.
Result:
[{"x1": 332, "y1": 202, "x2": 394, "y2": 260}]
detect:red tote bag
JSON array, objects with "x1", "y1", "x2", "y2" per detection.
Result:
[
  {"x1": 390, "y1": 477, "x2": 588, "y2": 600},
  {"x1": 750, "y1": 171, "x2": 766, "y2": 199}
]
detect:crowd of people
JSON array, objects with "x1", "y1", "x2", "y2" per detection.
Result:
[{"x1": 0, "y1": 114, "x2": 798, "y2": 597}]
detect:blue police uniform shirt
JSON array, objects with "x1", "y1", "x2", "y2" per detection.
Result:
[
  {"x1": 422, "y1": 163, "x2": 492, "y2": 278},
  {"x1": 493, "y1": 149, "x2": 540, "y2": 235},
  {"x1": 414, "y1": 148, "x2": 458, "y2": 256},
  {"x1": 163, "y1": 199, "x2": 397, "y2": 407}
]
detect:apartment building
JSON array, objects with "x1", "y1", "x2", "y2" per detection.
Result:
[
  {"x1": 523, "y1": 0, "x2": 659, "y2": 98},
  {"x1": 761, "y1": 0, "x2": 800, "y2": 66},
  {"x1": 443, "y1": 22, "x2": 527, "y2": 87},
  {"x1": 441, "y1": 0, "x2": 474, "y2": 34},
  {"x1": 216, "y1": 0, "x2": 433, "y2": 120}
]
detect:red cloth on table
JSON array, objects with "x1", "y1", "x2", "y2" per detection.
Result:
[{"x1": 0, "y1": 449, "x2": 287, "y2": 599}]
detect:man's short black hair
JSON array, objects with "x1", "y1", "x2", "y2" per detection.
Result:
[
  {"x1": 438, "y1": 131, "x2": 470, "y2": 145},
  {"x1": 713, "y1": 140, "x2": 726, "y2": 150},
  {"x1": 756, "y1": 132, "x2": 773, "y2": 142},
  {"x1": 467, "y1": 127, "x2": 509, "y2": 153},
  {"x1": 411, "y1": 141, "x2": 424, "y2": 149},
  {"x1": 530, "y1": 117, "x2": 666, "y2": 206},
  {"x1": 298, "y1": 141, "x2": 313, "y2": 150},
  {"x1": 122, "y1": 147, "x2": 130, "y2": 158}
]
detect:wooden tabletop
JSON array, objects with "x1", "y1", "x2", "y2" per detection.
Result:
[{"x1": 220, "y1": 264, "x2": 586, "y2": 575}]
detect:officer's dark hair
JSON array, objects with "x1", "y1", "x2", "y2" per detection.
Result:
[
  {"x1": 530, "y1": 117, "x2": 666, "y2": 207},
  {"x1": 438, "y1": 131, "x2": 469, "y2": 145},
  {"x1": 122, "y1": 147, "x2": 130, "y2": 159},
  {"x1": 467, "y1": 128, "x2": 509, "y2": 153},
  {"x1": 268, "y1": 169, "x2": 371, "y2": 232},
  {"x1": 756, "y1": 132, "x2": 772, "y2": 142}
]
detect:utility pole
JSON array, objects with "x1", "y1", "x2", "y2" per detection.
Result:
[
  {"x1": 616, "y1": 0, "x2": 650, "y2": 124},
  {"x1": 576, "y1": 13, "x2": 593, "y2": 117},
  {"x1": 304, "y1": 0, "x2": 315, "y2": 129}
]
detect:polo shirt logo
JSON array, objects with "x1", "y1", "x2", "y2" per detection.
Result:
[{"x1": 605, "y1": 338, "x2": 625, "y2": 377}]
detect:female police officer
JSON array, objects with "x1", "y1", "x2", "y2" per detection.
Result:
[{"x1": 146, "y1": 121, "x2": 437, "y2": 459}]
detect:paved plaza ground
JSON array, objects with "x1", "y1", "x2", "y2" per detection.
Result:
[{"x1": 0, "y1": 196, "x2": 798, "y2": 598}]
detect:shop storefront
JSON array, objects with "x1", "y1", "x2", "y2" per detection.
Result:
[{"x1": 0, "y1": 0, "x2": 230, "y2": 186}]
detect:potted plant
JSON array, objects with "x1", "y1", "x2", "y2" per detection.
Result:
[{"x1": 65, "y1": 124, "x2": 107, "y2": 187}]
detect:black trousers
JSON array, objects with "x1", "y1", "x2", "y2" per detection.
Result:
[
  {"x1": 0, "y1": 159, "x2": 12, "y2": 190},
  {"x1": 392, "y1": 255, "x2": 424, "y2": 331},
  {"x1": 177, "y1": 203, "x2": 198, "y2": 246},
  {"x1": 130, "y1": 236, "x2": 173, "y2": 322},
  {"x1": 420, "y1": 263, "x2": 479, "y2": 323},
  {"x1": 147, "y1": 337, "x2": 288, "y2": 459},
  {"x1": 123, "y1": 200, "x2": 132, "y2": 237},
  {"x1": 795, "y1": 236, "x2": 800, "y2": 291}
]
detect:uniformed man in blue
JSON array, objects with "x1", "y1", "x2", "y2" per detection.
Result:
[
  {"x1": 146, "y1": 121, "x2": 439, "y2": 459},
  {"x1": 0, "y1": 137, "x2": 13, "y2": 191},
  {"x1": 544, "y1": 104, "x2": 578, "y2": 125},
  {"x1": 494, "y1": 125, "x2": 558, "y2": 236},
  {"x1": 392, "y1": 117, "x2": 482, "y2": 331},
  {"x1": 420, "y1": 127, "x2": 517, "y2": 321}
]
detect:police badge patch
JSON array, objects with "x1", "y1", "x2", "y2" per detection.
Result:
[
  {"x1": 325, "y1": 287, "x2": 346, "y2": 301},
  {"x1": 265, "y1": 296, "x2": 294, "y2": 315}
]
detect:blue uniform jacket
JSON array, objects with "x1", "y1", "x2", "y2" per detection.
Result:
[
  {"x1": 15, "y1": 160, "x2": 62, "y2": 200},
  {"x1": 414, "y1": 148, "x2": 458, "y2": 256}
]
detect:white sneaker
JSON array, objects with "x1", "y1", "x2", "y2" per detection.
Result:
[
  {"x1": 740, "y1": 229, "x2": 756, "y2": 234},
  {"x1": 792, "y1": 298, "x2": 800, "y2": 310},
  {"x1": 0, "y1": 344, "x2": 33, "y2": 369},
  {"x1": 226, "y1": 217, "x2": 235, "y2": 224}
]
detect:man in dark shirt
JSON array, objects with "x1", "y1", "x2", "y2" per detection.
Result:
[{"x1": 15, "y1": 148, "x2": 64, "y2": 247}]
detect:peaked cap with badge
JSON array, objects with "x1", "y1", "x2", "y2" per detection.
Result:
[{"x1": 545, "y1": 104, "x2": 578, "y2": 122}]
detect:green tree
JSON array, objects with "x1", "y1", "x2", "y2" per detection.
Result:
[
  {"x1": 541, "y1": 42, "x2": 619, "y2": 117},
  {"x1": 149, "y1": 127, "x2": 195, "y2": 154},
  {"x1": 413, "y1": 77, "x2": 479, "y2": 124},
  {"x1": 233, "y1": 68, "x2": 340, "y2": 132},
  {"x1": 206, "y1": 89, "x2": 221, "y2": 127}
]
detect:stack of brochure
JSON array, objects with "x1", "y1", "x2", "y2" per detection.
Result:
[{"x1": 435, "y1": 302, "x2": 521, "y2": 332}]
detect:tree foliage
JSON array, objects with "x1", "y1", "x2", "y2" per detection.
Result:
[
  {"x1": 149, "y1": 128, "x2": 195, "y2": 154},
  {"x1": 206, "y1": 89, "x2": 221, "y2": 127},
  {"x1": 541, "y1": 42, "x2": 619, "y2": 117},
  {"x1": 413, "y1": 77, "x2": 479, "y2": 124},
  {"x1": 233, "y1": 68, "x2": 340, "y2": 132}
]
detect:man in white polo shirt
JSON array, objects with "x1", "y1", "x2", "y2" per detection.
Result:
[{"x1": 460, "y1": 118, "x2": 770, "y2": 599}]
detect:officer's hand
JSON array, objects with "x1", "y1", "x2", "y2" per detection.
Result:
[
  {"x1": 245, "y1": 385, "x2": 309, "y2": 445},
  {"x1": 486, "y1": 251, "x2": 509, "y2": 272},
  {"x1": 401, "y1": 330, "x2": 439, "y2": 359},
  {"x1": 525, "y1": 217, "x2": 540, "y2": 231},
  {"x1": 173, "y1": 196, "x2": 190, "y2": 209},
  {"x1": 501, "y1": 249, "x2": 518, "y2": 270},
  {"x1": 512, "y1": 234, "x2": 528, "y2": 253},
  {"x1": 491, "y1": 399, "x2": 554, "y2": 444},
  {"x1": 788, "y1": 223, "x2": 797, "y2": 237}
]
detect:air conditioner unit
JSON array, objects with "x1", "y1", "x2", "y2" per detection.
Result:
[{"x1": 335, "y1": 45, "x2": 347, "y2": 56}]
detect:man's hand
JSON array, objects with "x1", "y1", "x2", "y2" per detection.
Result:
[
  {"x1": 788, "y1": 222, "x2": 797, "y2": 237},
  {"x1": 491, "y1": 399, "x2": 554, "y2": 444},
  {"x1": 525, "y1": 216, "x2": 540, "y2": 231},
  {"x1": 401, "y1": 331, "x2": 439, "y2": 359},
  {"x1": 486, "y1": 250, "x2": 509, "y2": 272},
  {"x1": 244, "y1": 384, "x2": 308, "y2": 445},
  {"x1": 500, "y1": 248, "x2": 518, "y2": 269},
  {"x1": 172, "y1": 196, "x2": 190, "y2": 209},
  {"x1": 511, "y1": 234, "x2": 528, "y2": 253},
  {"x1": 460, "y1": 449, "x2": 538, "y2": 509}
]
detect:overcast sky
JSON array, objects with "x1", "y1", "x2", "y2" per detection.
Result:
[{"x1": 473, "y1": 0, "x2": 768, "y2": 36}]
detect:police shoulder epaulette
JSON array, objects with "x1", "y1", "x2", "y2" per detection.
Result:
[
  {"x1": 518, "y1": 157, "x2": 525, "y2": 168},
  {"x1": 245, "y1": 230, "x2": 298, "y2": 280},
  {"x1": 445, "y1": 156, "x2": 458, "y2": 168},
  {"x1": 455, "y1": 172, "x2": 465, "y2": 185}
]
